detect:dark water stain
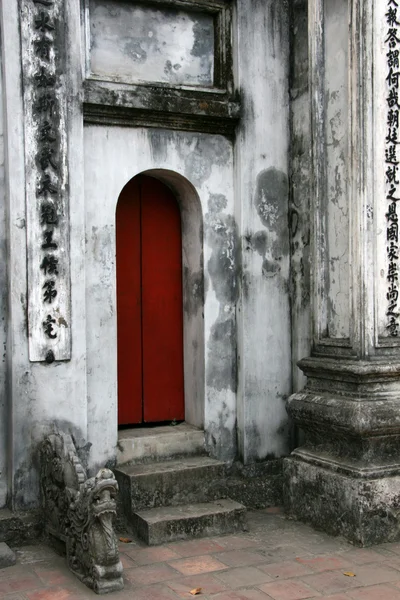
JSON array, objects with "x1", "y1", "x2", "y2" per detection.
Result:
[
  {"x1": 245, "y1": 230, "x2": 268, "y2": 256},
  {"x1": 205, "y1": 195, "x2": 239, "y2": 395},
  {"x1": 191, "y1": 17, "x2": 214, "y2": 58},
  {"x1": 255, "y1": 168, "x2": 289, "y2": 260},
  {"x1": 255, "y1": 169, "x2": 288, "y2": 230},
  {"x1": 206, "y1": 316, "x2": 237, "y2": 393},
  {"x1": 124, "y1": 39, "x2": 147, "y2": 63},
  {"x1": 147, "y1": 129, "x2": 170, "y2": 163},
  {"x1": 206, "y1": 416, "x2": 237, "y2": 462},
  {"x1": 183, "y1": 136, "x2": 231, "y2": 187},
  {"x1": 183, "y1": 267, "x2": 204, "y2": 317},
  {"x1": 262, "y1": 258, "x2": 281, "y2": 278},
  {"x1": 208, "y1": 193, "x2": 228, "y2": 213},
  {"x1": 206, "y1": 213, "x2": 239, "y2": 305}
]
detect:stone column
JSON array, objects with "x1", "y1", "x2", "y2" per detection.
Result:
[{"x1": 284, "y1": 0, "x2": 400, "y2": 545}]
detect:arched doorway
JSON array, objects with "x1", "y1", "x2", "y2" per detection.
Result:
[{"x1": 116, "y1": 174, "x2": 185, "y2": 425}]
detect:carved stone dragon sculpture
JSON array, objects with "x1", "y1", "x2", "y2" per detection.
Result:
[{"x1": 40, "y1": 433, "x2": 124, "y2": 594}]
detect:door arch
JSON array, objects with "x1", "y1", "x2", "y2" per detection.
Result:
[{"x1": 116, "y1": 174, "x2": 185, "y2": 425}]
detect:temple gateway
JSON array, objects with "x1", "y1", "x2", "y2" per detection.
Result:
[{"x1": 0, "y1": 0, "x2": 399, "y2": 563}]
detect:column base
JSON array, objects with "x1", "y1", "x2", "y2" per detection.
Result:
[
  {"x1": 284, "y1": 450, "x2": 400, "y2": 546},
  {"x1": 285, "y1": 357, "x2": 400, "y2": 546}
]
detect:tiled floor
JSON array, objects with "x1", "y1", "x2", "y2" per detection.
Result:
[{"x1": 3, "y1": 509, "x2": 400, "y2": 599}]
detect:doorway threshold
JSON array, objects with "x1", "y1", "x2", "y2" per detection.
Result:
[{"x1": 117, "y1": 422, "x2": 205, "y2": 466}]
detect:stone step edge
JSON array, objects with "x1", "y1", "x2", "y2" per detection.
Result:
[
  {"x1": 115, "y1": 456, "x2": 226, "y2": 477},
  {"x1": 132, "y1": 498, "x2": 247, "y2": 546}
]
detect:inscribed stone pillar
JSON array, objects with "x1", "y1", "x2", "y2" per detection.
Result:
[{"x1": 284, "y1": 0, "x2": 400, "y2": 545}]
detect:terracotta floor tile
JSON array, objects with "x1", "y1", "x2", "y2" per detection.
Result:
[
  {"x1": 126, "y1": 546, "x2": 181, "y2": 565},
  {"x1": 258, "y1": 560, "x2": 314, "y2": 579},
  {"x1": 296, "y1": 556, "x2": 351, "y2": 573},
  {"x1": 118, "y1": 553, "x2": 136, "y2": 569},
  {"x1": 341, "y1": 548, "x2": 387, "y2": 565},
  {"x1": 121, "y1": 583, "x2": 182, "y2": 600},
  {"x1": 0, "y1": 575, "x2": 42, "y2": 595},
  {"x1": 319, "y1": 595, "x2": 350, "y2": 600},
  {"x1": 166, "y1": 573, "x2": 227, "y2": 597},
  {"x1": 213, "y1": 589, "x2": 271, "y2": 600},
  {"x1": 213, "y1": 536, "x2": 261, "y2": 551},
  {"x1": 257, "y1": 579, "x2": 320, "y2": 600},
  {"x1": 124, "y1": 562, "x2": 180, "y2": 585},
  {"x1": 215, "y1": 566, "x2": 272, "y2": 589},
  {"x1": 215, "y1": 550, "x2": 266, "y2": 568},
  {"x1": 167, "y1": 539, "x2": 226, "y2": 557},
  {"x1": 347, "y1": 563, "x2": 400, "y2": 586},
  {"x1": 346, "y1": 583, "x2": 400, "y2": 599},
  {"x1": 25, "y1": 587, "x2": 82, "y2": 600},
  {"x1": 34, "y1": 569, "x2": 72, "y2": 586},
  {"x1": 300, "y1": 570, "x2": 360, "y2": 595},
  {"x1": 168, "y1": 555, "x2": 228, "y2": 576}
]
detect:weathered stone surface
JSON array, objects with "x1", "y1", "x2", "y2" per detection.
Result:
[
  {"x1": 0, "y1": 509, "x2": 43, "y2": 546},
  {"x1": 0, "y1": 542, "x2": 16, "y2": 568},
  {"x1": 133, "y1": 499, "x2": 247, "y2": 546},
  {"x1": 284, "y1": 455, "x2": 400, "y2": 546},
  {"x1": 115, "y1": 456, "x2": 226, "y2": 513},
  {"x1": 285, "y1": 357, "x2": 400, "y2": 546},
  {"x1": 224, "y1": 460, "x2": 284, "y2": 509}
]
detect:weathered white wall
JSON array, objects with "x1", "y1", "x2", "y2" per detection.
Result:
[
  {"x1": 84, "y1": 127, "x2": 237, "y2": 467},
  {"x1": 0, "y1": 0, "x2": 294, "y2": 508},
  {"x1": 0, "y1": 30, "x2": 8, "y2": 508},
  {"x1": 235, "y1": 0, "x2": 292, "y2": 463}
]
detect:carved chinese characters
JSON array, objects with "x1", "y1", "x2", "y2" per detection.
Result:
[
  {"x1": 385, "y1": 1, "x2": 400, "y2": 336},
  {"x1": 21, "y1": 0, "x2": 71, "y2": 361}
]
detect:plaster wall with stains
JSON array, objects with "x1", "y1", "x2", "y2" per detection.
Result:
[
  {"x1": 235, "y1": 0, "x2": 292, "y2": 463},
  {"x1": 84, "y1": 127, "x2": 237, "y2": 466},
  {"x1": 1, "y1": 0, "x2": 88, "y2": 509},
  {"x1": 0, "y1": 37, "x2": 8, "y2": 508}
]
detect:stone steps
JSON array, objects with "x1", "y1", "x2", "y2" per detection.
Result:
[
  {"x1": 115, "y1": 456, "x2": 226, "y2": 512},
  {"x1": 132, "y1": 499, "x2": 247, "y2": 546},
  {"x1": 115, "y1": 425, "x2": 247, "y2": 545}
]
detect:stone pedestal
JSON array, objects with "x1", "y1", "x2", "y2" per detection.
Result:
[
  {"x1": 285, "y1": 358, "x2": 400, "y2": 545},
  {"x1": 285, "y1": 0, "x2": 400, "y2": 545}
]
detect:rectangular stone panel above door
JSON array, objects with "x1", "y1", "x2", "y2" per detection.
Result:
[{"x1": 88, "y1": 0, "x2": 214, "y2": 87}]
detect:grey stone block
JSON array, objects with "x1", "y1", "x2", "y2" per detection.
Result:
[
  {"x1": 0, "y1": 509, "x2": 42, "y2": 546},
  {"x1": 0, "y1": 542, "x2": 16, "y2": 568},
  {"x1": 133, "y1": 498, "x2": 247, "y2": 546}
]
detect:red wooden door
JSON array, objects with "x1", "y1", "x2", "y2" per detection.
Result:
[{"x1": 116, "y1": 175, "x2": 185, "y2": 425}]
